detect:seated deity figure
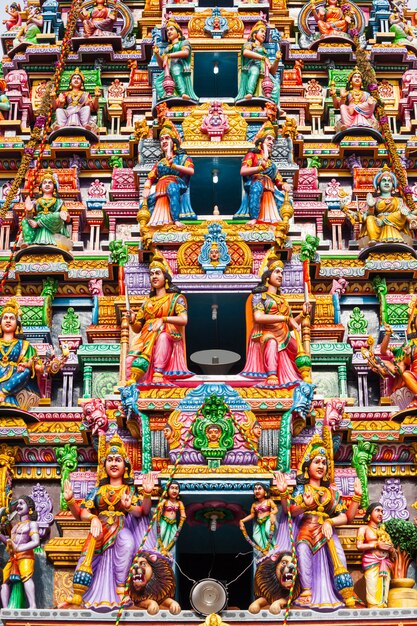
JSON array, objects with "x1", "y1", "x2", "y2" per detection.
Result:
[
  {"x1": 359, "y1": 165, "x2": 414, "y2": 246},
  {"x1": 80, "y1": 0, "x2": 116, "y2": 37},
  {"x1": 330, "y1": 68, "x2": 379, "y2": 132},
  {"x1": 389, "y1": 10, "x2": 417, "y2": 47},
  {"x1": 234, "y1": 121, "x2": 291, "y2": 223},
  {"x1": 240, "y1": 258, "x2": 310, "y2": 386},
  {"x1": 12, "y1": 5, "x2": 42, "y2": 47},
  {"x1": 141, "y1": 119, "x2": 196, "y2": 227},
  {"x1": 310, "y1": 0, "x2": 351, "y2": 36},
  {"x1": 51, "y1": 68, "x2": 100, "y2": 135},
  {"x1": 21, "y1": 169, "x2": 72, "y2": 251},
  {"x1": 235, "y1": 21, "x2": 281, "y2": 104},
  {"x1": 153, "y1": 18, "x2": 198, "y2": 102},
  {"x1": 127, "y1": 257, "x2": 192, "y2": 385}
]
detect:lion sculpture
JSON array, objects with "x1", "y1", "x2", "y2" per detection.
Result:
[
  {"x1": 128, "y1": 550, "x2": 181, "y2": 615},
  {"x1": 249, "y1": 551, "x2": 300, "y2": 614}
]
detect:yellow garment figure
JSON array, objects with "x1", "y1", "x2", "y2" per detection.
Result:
[
  {"x1": 3, "y1": 552, "x2": 35, "y2": 584},
  {"x1": 361, "y1": 196, "x2": 411, "y2": 244}
]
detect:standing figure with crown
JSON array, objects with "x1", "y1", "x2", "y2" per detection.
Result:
[
  {"x1": 21, "y1": 169, "x2": 72, "y2": 251},
  {"x1": 234, "y1": 122, "x2": 291, "y2": 223},
  {"x1": 153, "y1": 19, "x2": 198, "y2": 102},
  {"x1": 235, "y1": 21, "x2": 281, "y2": 104},
  {"x1": 141, "y1": 119, "x2": 196, "y2": 227},
  {"x1": 240, "y1": 258, "x2": 310, "y2": 387},
  {"x1": 62, "y1": 434, "x2": 155, "y2": 610},
  {"x1": 0, "y1": 299, "x2": 41, "y2": 408},
  {"x1": 278, "y1": 434, "x2": 362, "y2": 609},
  {"x1": 51, "y1": 68, "x2": 100, "y2": 134},
  {"x1": 127, "y1": 257, "x2": 192, "y2": 386}
]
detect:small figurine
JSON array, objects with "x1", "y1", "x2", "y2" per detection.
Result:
[
  {"x1": 310, "y1": 0, "x2": 351, "y2": 36},
  {"x1": 239, "y1": 483, "x2": 278, "y2": 554},
  {"x1": 0, "y1": 496, "x2": 40, "y2": 609},
  {"x1": 153, "y1": 18, "x2": 198, "y2": 102},
  {"x1": 3, "y1": 3, "x2": 22, "y2": 32},
  {"x1": 356, "y1": 502, "x2": 396, "y2": 608},
  {"x1": 51, "y1": 68, "x2": 100, "y2": 135},
  {"x1": 156, "y1": 481, "x2": 186, "y2": 554},
  {"x1": 236, "y1": 21, "x2": 281, "y2": 104},
  {"x1": 234, "y1": 122, "x2": 291, "y2": 224},
  {"x1": 0, "y1": 298, "x2": 42, "y2": 408},
  {"x1": 278, "y1": 434, "x2": 362, "y2": 609},
  {"x1": 127, "y1": 257, "x2": 192, "y2": 385},
  {"x1": 80, "y1": 0, "x2": 116, "y2": 37},
  {"x1": 21, "y1": 169, "x2": 72, "y2": 251},
  {"x1": 62, "y1": 434, "x2": 155, "y2": 609},
  {"x1": 240, "y1": 258, "x2": 310, "y2": 387},
  {"x1": 12, "y1": 6, "x2": 43, "y2": 47},
  {"x1": 330, "y1": 67, "x2": 379, "y2": 132},
  {"x1": 128, "y1": 551, "x2": 181, "y2": 614},
  {"x1": 359, "y1": 165, "x2": 414, "y2": 246},
  {"x1": 141, "y1": 119, "x2": 196, "y2": 227}
]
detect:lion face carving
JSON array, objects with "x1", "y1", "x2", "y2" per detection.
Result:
[
  {"x1": 128, "y1": 551, "x2": 180, "y2": 615},
  {"x1": 249, "y1": 551, "x2": 300, "y2": 615}
]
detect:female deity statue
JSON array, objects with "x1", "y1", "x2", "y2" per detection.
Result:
[
  {"x1": 62, "y1": 434, "x2": 155, "y2": 609},
  {"x1": 80, "y1": 0, "x2": 116, "y2": 38},
  {"x1": 142, "y1": 119, "x2": 196, "y2": 227},
  {"x1": 356, "y1": 502, "x2": 396, "y2": 608},
  {"x1": 13, "y1": 5, "x2": 42, "y2": 46},
  {"x1": 330, "y1": 68, "x2": 379, "y2": 132},
  {"x1": 389, "y1": 10, "x2": 417, "y2": 47},
  {"x1": 234, "y1": 122, "x2": 291, "y2": 223},
  {"x1": 277, "y1": 435, "x2": 362, "y2": 609},
  {"x1": 309, "y1": 0, "x2": 351, "y2": 36},
  {"x1": 0, "y1": 496, "x2": 40, "y2": 609},
  {"x1": 359, "y1": 165, "x2": 413, "y2": 246},
  {"x1": 0, "y1": 298, "x2": 41, "y2": 407},
  {"x1": 21, "y1": 169, "x2": 72, "y2": 250},
  {"x1": 239, "y1": 483, "x2": 278, "y2": 554},
  {"x1": 153, "y1": 18, "x2": 198, "y2": 102},
  {"x1": 127, "y1": 257, "x2": 192, "y2": 385},
  {"x1": 3, "y1": 3, "x2": 22, "y2": 32},
  {"x1": 156, "y1": 481, "x2": 186, "y2": 555},
  {"x1": 235, "y1": 21, "x2": 281, "y2": 104},
  {"x1": 51, "y1": 68, "x2": 100, "y2": 134},
  {"x1": 240, "y1": 258, "x2": 310, "y2": 387}
]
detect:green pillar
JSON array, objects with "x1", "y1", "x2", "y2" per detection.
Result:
[
  {"x1": 338, "y1": 365, "x2": 348, "y2": 397},
  {"x1": 83, "y1": 364, "x2": 93, "y2": 398}
]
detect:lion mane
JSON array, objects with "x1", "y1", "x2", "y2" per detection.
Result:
[
  {"x1": 128, "y1": 551, "x2": 176, "y2": 606},
  {"x1": 254, "y1": 551, "x2": 300, "y2": 605}
]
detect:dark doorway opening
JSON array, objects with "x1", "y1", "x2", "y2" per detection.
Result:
[
  {"x1": 190, "y1": 157, "x2": 242, "y2": 216},
  {"x1": 193, "y1": 52, "x2": 238, "y2": 98}
]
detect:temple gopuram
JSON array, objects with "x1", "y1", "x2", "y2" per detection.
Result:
[{"x1": 1, "y1": 0, "x2": 417, "y2": 625}]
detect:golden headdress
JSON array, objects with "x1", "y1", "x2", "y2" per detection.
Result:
[
  {"x1": 347, "y1": 65, "x2": 361, "y2": 84},
  {"x1": 69, "y1": 67, "x2": 85, "y2": 83},
  {"x1": 298, "y1": 434, "x2": 329, "y2": 475},
  {"x1": 97, "y1": 433, "x2": 133, "y2": 483},
  {"x1": 250, "y1": 20, "x2": 267, "y2": 38},
  {"x1": 0, "y1": 297, "x2": 22, "y2": 321},
  {"x1": 159, "y1": 118, "x2": 181, "y2": 144},
  {"x1": 165, "y1": 18, "x2": 184, "y2": 38},
  {"x1": 38, "y1": 168, "x2": 58, "y2": 190},
  {"x1": 258, "y1": 253, "x2": 284, "y2": 276},
  {"x1": 253, "y1": 121, "x2": 278, "y2": 145},
  {"x1": 149, "y1": 252, "x2": 173, "y2": 277}
]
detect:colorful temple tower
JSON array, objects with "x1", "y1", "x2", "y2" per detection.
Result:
[{"x1": 0, "y1": 0, "x2": 417, "y2": 624}]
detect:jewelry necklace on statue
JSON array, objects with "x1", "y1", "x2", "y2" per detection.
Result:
[{"x1": 0, "y1": 340, "x2": 17, "y2": 364}]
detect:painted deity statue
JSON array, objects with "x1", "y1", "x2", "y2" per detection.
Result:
[
  {"x1": 310, "y1": 0, "x2": 351, "y2": 36},
  {"x1": 21, "y1": 170, "x2": 72, "y2": 250},
  {"x1": 0, "y1": 79, "x2": 11, "y2": 121},
  {"x1": 3, "y1": 3, "x2": 22, "y2": 32},
  {"x1": 62, "y1": 434, "x2": 155, "y2": 609},
  {"x1": 153, "y1": 19, "x2": 198, "y2": 102},
  {"x1": 235, "y1": 21, "x2": 281, "y2": 104},
  {"x1": 241, "y1": 258, "x2": 310, "y2": 387},
  {"x1": 331, "y1": 68, "x2": 378, "y2": 132},
  {"x1": 389, "y1": 10, "x2": 417, "y2": 47},
  {"x1": 156, "y1": 481, "x2": 186, "y2": 555},
  {"x1": 356, "y1": 502, "x2": 396, "y2": 608},
  {"x1": 0, "y1": 496, "x2": 40, "y2": 609},
  {"x1": 51, "y1": 69, "x2": 100, "y2": 134},
  {"x1": 80, "y1": 0, "x2": 116, "y2": 37},
  {"x1": 127, "y1": 258, "x2": 192, "y2": 385},
  {"x1": 239, "y1": 483, "x2": 278, "y2": 554},
  {"x1": 278, "y1": 435, "x2": 362, "y2": 609},
  {"x1": 0, "y1": 298, "x2": 41, "y2": 408},
  {"x1": 12, "y1": 6, "x2": 42, "y2": 47},
  {"x1": 142, "y1": 119, "x2": 196, "y2": 227},
  {"x1": 359, "y1": 166, "x2": 414, "y2": 246},
  {"x1": 234, "y1": 122, "x2": 291, "y2": 223}
]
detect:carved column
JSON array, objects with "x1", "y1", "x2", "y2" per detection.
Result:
[
  {"x1": 83, "y1": 365, "x2": 93, "y2": 398},
  {"x1": 337, "y1": 364, "x2": 348, "y2": 397},
  {"x1": 0, "y1": 444, "x2": 18, "y2": 508}
]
